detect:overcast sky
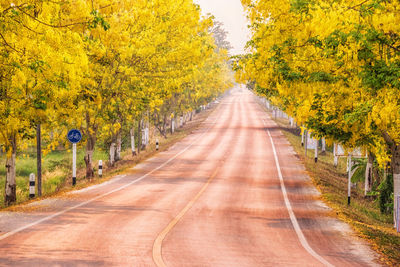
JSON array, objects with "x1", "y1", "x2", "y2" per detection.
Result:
[{"x1": 194, "y1": 0, "x2": 250, "y2": 55}]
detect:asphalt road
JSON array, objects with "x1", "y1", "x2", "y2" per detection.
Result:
[{"x1": 0, "y1": 86, "x2": 379, "y2": 266}]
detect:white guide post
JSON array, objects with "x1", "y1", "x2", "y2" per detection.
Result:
[
  {"x1": 72, "y1": 143, "x2": 77, "y2": 186},
  {"x1": 29, "y1": 173, "x2": 35, "y2": 198},
  {"x1": 98, "y1": 160, "x2": 103, "y2": 177}
]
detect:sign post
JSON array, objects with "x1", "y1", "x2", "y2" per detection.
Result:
[{"x1": 67, "y1": 129, "x2": 82, "y2": 186}]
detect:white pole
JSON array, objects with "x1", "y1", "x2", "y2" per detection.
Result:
[
  {"x1": 29, "y1": 173, "x2": 35, "y2": 198},
  {"x1": 314, "y1": 139, "x2": 318, "y2": 163},
  {"x1": 98, "y1": 160, "x2": 103, "y2": 177},
  {"x1": 348, "y1": 153, "x2": 352, "y2": 205},
  {"x1": 72, "y1": 143, "x2": 77, "y2": 186},
  {"x1": 156, "y1": 139, "x2": 159, "y2": 151}
]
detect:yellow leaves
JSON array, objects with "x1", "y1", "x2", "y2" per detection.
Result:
[
  {"x1": 0, "y1": 0, "x2": 232, "y2": 163},
  {"x1": 240, "y1": 0, "x2": 400, "y2": 169},
  {"x1": 11, "y1": 70, "x2": 26, "y2": 87}
]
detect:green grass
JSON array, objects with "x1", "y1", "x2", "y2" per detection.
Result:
[
  {"x1": 0, "y1": 107, "x2": 213, "y2": 210},
  {"x1": 0, "y1": 147, "x2": 109, "y2": 208},
  {"x1": 271, "y1": 114, "x2": 400, "y2": 266}
]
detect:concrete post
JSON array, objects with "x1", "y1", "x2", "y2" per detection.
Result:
[
  {"x1": 29, "y1": 173, "x2": 35, "y2": 198},
  {"x1": 98, "y1": 160, "x2": 103, "y2": 177}
]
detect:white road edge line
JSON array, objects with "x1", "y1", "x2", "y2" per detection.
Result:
[
  {"x1": 263, "y1": 119, "x2": 334, "y2": 267},
  {"x1": 0, "y1": 111, "x2": 221, "y2": 242}
]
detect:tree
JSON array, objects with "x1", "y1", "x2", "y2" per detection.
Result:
[{"x1": 237, "y1": 0, "x2": 400, "y2": 222}]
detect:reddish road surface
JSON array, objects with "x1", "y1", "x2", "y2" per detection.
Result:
[{"x1": 0, "y1": 86, "x2": 379, "y2": 266}]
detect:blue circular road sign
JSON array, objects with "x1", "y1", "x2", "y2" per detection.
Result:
[{"x1": 67, "y1": 129, "x2": 82, "y2": 143}]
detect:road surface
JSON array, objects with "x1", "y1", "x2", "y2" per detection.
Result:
[{"x1": 0, "y1": 86, "x2": 379, "y2": 266}]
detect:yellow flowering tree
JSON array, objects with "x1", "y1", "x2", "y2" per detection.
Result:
[{"x1": 237, "y1": 0, "x2": 400, "y2": 219}]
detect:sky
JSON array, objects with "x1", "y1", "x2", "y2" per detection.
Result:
[{"x1": 194, "y1": 0, "x2": 250, "y2": 55}]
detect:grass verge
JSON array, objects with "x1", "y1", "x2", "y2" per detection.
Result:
[
  {"x1": 0, "y1": 107, "x2": 214, "y2": 211},
  {"x1": 268, "y1": 113, "x2": 400, "y2": 266}
]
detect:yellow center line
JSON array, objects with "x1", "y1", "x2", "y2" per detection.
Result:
[{"x1": 152, "y1": 167, "x2": 220, "y2": 267}]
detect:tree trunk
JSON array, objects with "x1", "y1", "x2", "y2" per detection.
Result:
[
  {"x1": 141, "y1": 119, "x2": 146, "y2": 150},
  {"x1": 116, "y1": 131, "x2": 122, "y2": 161},
  {"x1": 36, "y1": 124, "x2": 42, "y2": 196},
  {"x1": 347, "y1": 153, "x2": 352, "y2": 205},
  {"x1": 84, "y1": 112, "x2": 96, "y2": 179},
  {"x1": 137, "y1": 118, "x2": 142, "y2": 154},
  {"x1": 304, "y1": 130, "x2": 308, "y2": 157},
  {"x1": 381, "y1": 131, "x2": 400, "y2": 226},
  {"x1": 333, "y1": 143, "x2": 338, "y2": 167},
  {"x1": 364, "y1": 152, "x2": 373, "y2": 196},
  {"x1": 109, "y1": 142, "x2": 116, "y2": 167},
  {"x1": 84, "y1": 133, "x2": 95, "y2": 179},
  {"x1": 130, "y1": 127, "x2": 136, "y2": 156},
  {"x1": 5, "y1": 135, "x2": 17, "y2": 206},
  {"x1": 321, "y1": 138, "x2": 326, "y2": 153},
  {"x1": 391, "y1": 143, "x2": 400, "y2": 228},
  {"x1": 146, "y1": 121, "x2": 150, "y2": 145},
  {"x1": 162, "y1": 114, "x2": 167, "y2": 137}
]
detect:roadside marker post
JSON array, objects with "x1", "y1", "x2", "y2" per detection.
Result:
[
  {"x1": 67, "y1": 129, "x2": 82, "y2": 186},
  {"x1": 29, "y1": 173, "x2": 35, "y2": 198},
  {"x1": 98, "y1": 160, "x2": 103, "y2": 177},
  {"x1": 156, "y1": 139, "x2": 159, "y2": 151}
]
